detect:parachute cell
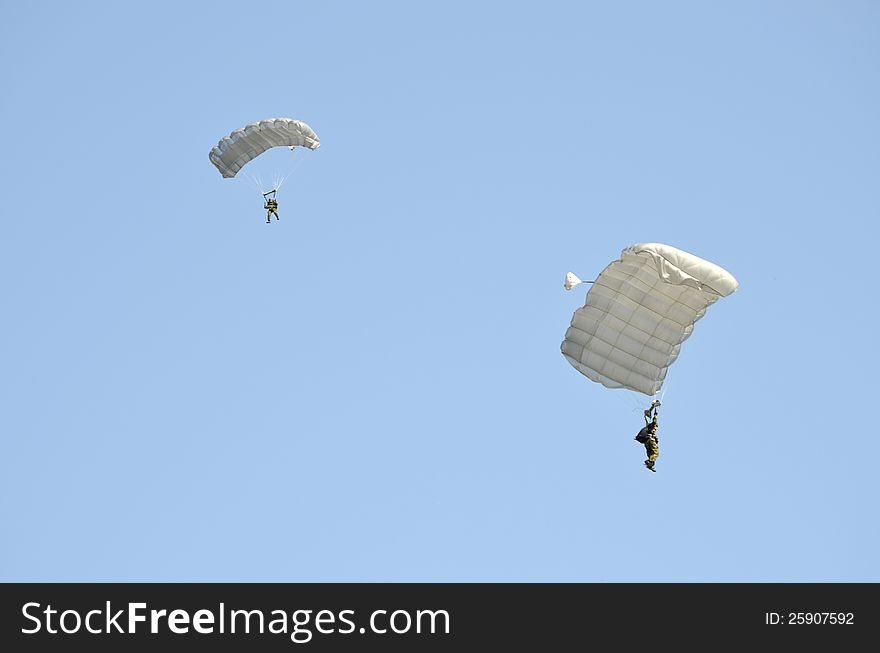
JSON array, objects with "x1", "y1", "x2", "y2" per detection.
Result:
[
  {"x1": 209, "y1": 117, "x2": 320, "y2": 178},
  {"x1": 561, "y1": 243, "x2": 737, "y2": 396}
]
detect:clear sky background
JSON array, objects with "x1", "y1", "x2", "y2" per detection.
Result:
[{"x1": 1, "y1": 1, "x2": 878, "y2": 581}]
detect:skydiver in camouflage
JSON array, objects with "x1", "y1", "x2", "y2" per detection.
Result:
[
  {"x1": 635, "y1": 399, "x2": 660, "y2": 472},
  {"x1": 264, "y1": 190, "x2": 279, "y2": 223}
]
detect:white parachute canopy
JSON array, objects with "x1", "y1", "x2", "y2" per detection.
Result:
[
  {"x1": 561, "y1": 243, "x2": 738, "y2": 396},
  {"x1": 209, "y1": 117, "x2": 320, "y2": 179},
  {"x1": 564, "y1": 272, "x2": 584, "y2": 291}
]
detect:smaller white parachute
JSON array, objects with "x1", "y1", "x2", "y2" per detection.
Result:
[
  {"x1": 561, "y1": 243, "x2": 738, "y2": 396},
  {"x1": 209, "y1": 117, "x2": 320, "y2": 179},
  {"x1": 564, "y1": 272, "x2": 584, "y2": 291}
]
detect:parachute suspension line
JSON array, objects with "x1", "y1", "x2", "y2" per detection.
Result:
[
  {"x1": 242, "y1": 170, "x2": 265, "y2": 195},
  {"x1": 659, "y1": 375, "x2": 671, "y2": 404},
  {"x1": 275, "y1": 150, "x2": 305, "y2": 192},
  {"x1": 612, "y1": 388, "x2": 646, "y2": 415}
]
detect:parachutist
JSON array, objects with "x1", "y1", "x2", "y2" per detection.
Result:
[
  {"x1": 264, "y1": 196, "x2": 279, "y2": 223},
  {"x1": 635, "y1": 401, "x2": 660, "y2": 472},
  {"x1": 561, "y1": 244, "x2": 737, "y2": 473}
]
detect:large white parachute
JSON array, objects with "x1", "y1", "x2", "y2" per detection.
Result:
[
  {"x1": 561, "y1": 243, "x2": 738, "y2": 396},
  {"x1": 209, "y1": 117, "x2": 320, "y2": 178}
]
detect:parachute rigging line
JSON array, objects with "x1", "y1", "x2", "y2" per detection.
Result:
[
  {"x1": 274, "y1": 152, "x2": 305, "y2": 192},
  {"x1": 659, "y1": 375, "x2": 670, "y2": 404},
  {"x1": 242, "y1": 169, "x2": 266, "y2": 195}
]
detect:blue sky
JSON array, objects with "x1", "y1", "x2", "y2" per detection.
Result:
[{"x1": 1, "y1": 1, "x2": 878, "y2": 581}]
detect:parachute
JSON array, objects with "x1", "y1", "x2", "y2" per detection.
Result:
[
  {"x1": 561, "y1": 243, "x2": 738, "y2": 396},
  {"x1": 209, "y1": 117, "x2": 320, "y2": 179}
]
